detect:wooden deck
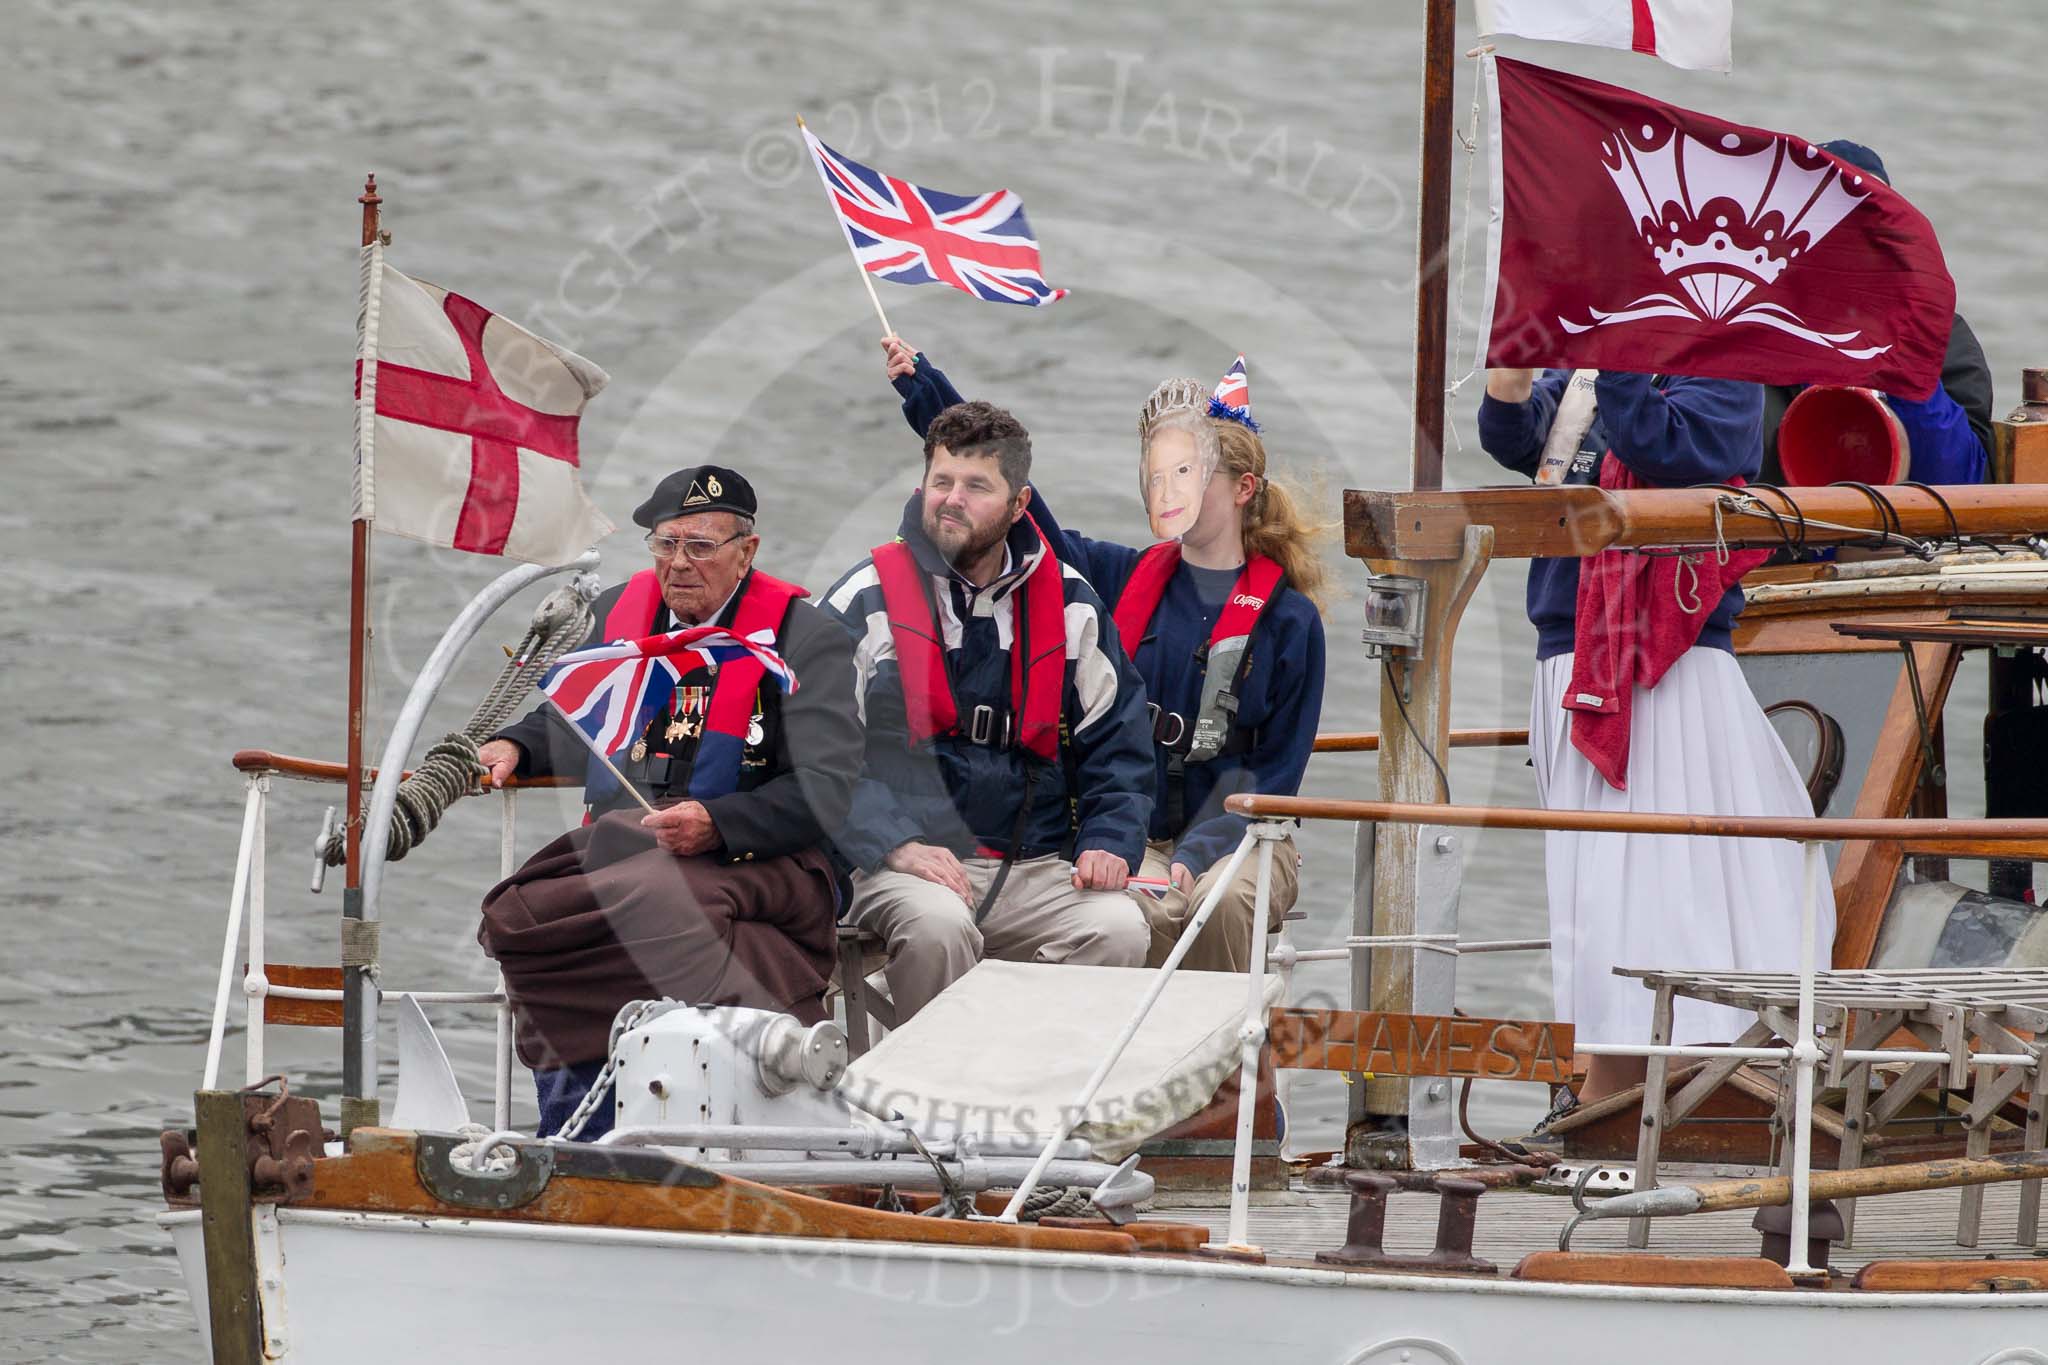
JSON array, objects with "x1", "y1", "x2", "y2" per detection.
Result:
[{"x1": 1171, "y1": 1166, "x2": 2044, "y2": 1270}]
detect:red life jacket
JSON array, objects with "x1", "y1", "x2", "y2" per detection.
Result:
[
  {"x1": 1112, "y1": 544, "x2": 1283, "y2": 760},
  {"x1": 870, "y1": 521, "x2": 1066, "y2": 763},
  {"x1": 597, "y1": 567, "x2": 808, "y2": 799}
]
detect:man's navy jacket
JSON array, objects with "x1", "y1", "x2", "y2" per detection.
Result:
[{"x1": 821, "y1": 496, "x2": 1156, "y2": 873}]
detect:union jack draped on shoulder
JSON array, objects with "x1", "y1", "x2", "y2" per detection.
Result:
[
  {"x1": 538, "y1": 627, "x2": 797, "y2": 758},
  {"x1": 802, "y1": 129, "x2": 1068, "y2": 308}
]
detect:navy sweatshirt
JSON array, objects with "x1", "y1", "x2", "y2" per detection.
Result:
[
  {"x1": 1475, "y1": 370, "x2": 1764, "y2": 661},
  {"x1": 894, "y1": 354, "x2": 1326, "y2": 876}
]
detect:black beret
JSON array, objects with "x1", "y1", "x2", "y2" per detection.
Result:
[{"x1": 632, "y1": 465, "x2": 758, "y2": 528}]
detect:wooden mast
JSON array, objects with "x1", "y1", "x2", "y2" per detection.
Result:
[
  {"x1": 346, "y1": 173, "x2": 379, "y2": 888},
  {"x1": 1352, "y1": 0, "x2": 1480, "y2": 1164},
  {"x1": 342, "y1": 173, "x2": 381, "y2": 1135},
  {"x1": 1409, "y1": 0, "x2": 1458, "y2": 492}
]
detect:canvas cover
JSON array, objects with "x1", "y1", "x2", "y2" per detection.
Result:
[{"x1": 840, "y1": 960, "x2": 1281, "y2": 1162}]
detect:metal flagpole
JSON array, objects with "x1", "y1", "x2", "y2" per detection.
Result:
[
  {"x1": 1410, "y1": 0, "x2": 1458, "y2": 491},
  {"x1": 341, "y1": 173, "x2": 383, "y2": 1139},
  {"x1": 796, "y1": 115, "x2": 895, "y2": 338}
]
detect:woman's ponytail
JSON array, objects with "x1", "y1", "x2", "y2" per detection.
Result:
[{"x1": 1213, "y1": 420, "x2": 1334, "y2": 612}]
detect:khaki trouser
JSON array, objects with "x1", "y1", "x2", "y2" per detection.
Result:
[
  {"x1": 846, "y1": 855, "x2": 1150, "y2": 1021},
  {"x1": 1135, "y1": 835, "x2": 1300, "y2": 972}
]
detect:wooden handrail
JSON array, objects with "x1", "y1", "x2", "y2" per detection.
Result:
[
  {"x1": 230, "y1": 748, "x2": 578, "y2": 790},
  {"x1": 1313, "y1": 728, "x2": 1529, "y2": 753},
  {"x1": 1345, "y1": 483, "x2": 2048, "y2": 562},
  {"x1": 1226, "y1": 793, "x2": 2048, "y2": 848}
]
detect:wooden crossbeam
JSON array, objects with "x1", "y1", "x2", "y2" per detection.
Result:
[{"x1": 1345, "y1": 484, "x2": 2048, "y2": 562}]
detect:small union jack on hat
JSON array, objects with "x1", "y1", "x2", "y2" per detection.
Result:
[{"x1": 1208, "y1": 355, "x2": 1257, "y2": 432}]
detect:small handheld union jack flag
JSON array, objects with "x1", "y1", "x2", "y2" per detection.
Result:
[
  {"x1": 801, "y1": 125, "x2": 1068, "y2": 310},
  {"x1": 538, "y1": 627, "x2": 797, "y2": 758}
]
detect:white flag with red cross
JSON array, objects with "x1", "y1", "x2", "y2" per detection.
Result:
[
  {"x1": 1475, "y1": 0, "x2": 1733, "y2": 72},
  {"x1": 352, "y1": 241, "x2": 612, "y2": 565}
]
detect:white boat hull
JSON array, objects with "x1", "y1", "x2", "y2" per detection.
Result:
[{"x1": 161, "y1": 1209, "x2": 2048, "y2": 1365}]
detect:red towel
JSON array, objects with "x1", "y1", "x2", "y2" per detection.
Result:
[{"x1": 1564, "y1": 456, "x2": 1769, "y2": 789}]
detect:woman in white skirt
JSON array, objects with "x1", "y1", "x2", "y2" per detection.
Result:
[{"x1": 1479, "y1": 367, "x2": 1835, "y2": 1102}]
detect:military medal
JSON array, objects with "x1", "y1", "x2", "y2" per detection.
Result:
[
  {"x1": 747, "y1": 715, "x2": 766, "y2": 747},
  {"x1": 664, "y1": 717, "x2": 690, "y2": 743},
  {"x1": 630, "y1": 738, "x2": 648, "y2": 762}
]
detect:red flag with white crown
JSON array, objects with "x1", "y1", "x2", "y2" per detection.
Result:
[{"x1": 1476, "y1": 57, "x2": 1955, "y2": 399}]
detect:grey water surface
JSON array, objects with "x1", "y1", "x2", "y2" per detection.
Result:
[{"x1": 3, "y1": 0, "x2": 2039, "y2": 1357}]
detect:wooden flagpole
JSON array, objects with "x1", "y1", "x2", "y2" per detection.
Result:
[
  {"x1": 345, "y1": 173, "x2": 380, "y2": 887},
  {"x1": 1350, "y1": 0, "x2": 1477, "y2": 1162},
  {"x1": 538, "y1": 696, "x2": 660, "y2": 817},
  {"x1": 1410, "y1": 0, "x2": 1458, "y2": 492},
  {"x1": 796, "y1": 115, "x2": 895, "y2": 338},
  {"x1": 340, "y1": 173, "x2": 381, "y2": 1135}
]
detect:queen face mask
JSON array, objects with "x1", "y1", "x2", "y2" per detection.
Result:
[{"x1": 1143, "y1": 424, "x2": 1214, "y2": 542}]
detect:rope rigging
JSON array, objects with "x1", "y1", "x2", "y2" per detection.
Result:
[{"x1": 320, "y1": 582, "x2": 595, "y2": 867}]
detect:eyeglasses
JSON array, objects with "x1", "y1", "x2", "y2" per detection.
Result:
[{"x1": 645, "y1": 529, "x2": 747, "y2": 562}]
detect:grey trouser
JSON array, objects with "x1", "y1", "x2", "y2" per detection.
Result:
[
  {"x1": 846, "y1": 855, "x2": 1150, "y2": 1021},
  {"x1": 1135, "y1": 835, "x2": 1300, "y2": 973}
]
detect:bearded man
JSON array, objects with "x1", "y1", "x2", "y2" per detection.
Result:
[
  {"x1": 477, "y1": 465, "x2": 864, "y2": 1137},
  {"x1": 822, "y1": 402, "x2": 1156, "y2": 1022}
]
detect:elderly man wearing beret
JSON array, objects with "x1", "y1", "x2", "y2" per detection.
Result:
[{"x1": 476, "y1": 465, "x2": 865, "y2": 1138}]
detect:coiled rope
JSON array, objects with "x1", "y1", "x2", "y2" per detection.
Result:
[
  {"x1": 1015, "y1": 1184, "x2": 1095, "y2": 1222},
  {"x1": 320, "y1": 583, "x2": 596, "y2": 867}
]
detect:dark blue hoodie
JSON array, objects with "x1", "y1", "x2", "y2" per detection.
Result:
[
  {"x1": 1476, "y1": 370, "x2": 1764, "y2": 660},
  {"x1": 895, "y1": 355, "x2": 1326, "y2": 876}
]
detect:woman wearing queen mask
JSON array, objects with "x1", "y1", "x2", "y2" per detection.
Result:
[{"x1": 883, "y1": 339, "x2": 1327, "y2": 970}]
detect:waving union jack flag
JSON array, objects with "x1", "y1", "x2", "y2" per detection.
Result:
[
  {"x1": 538, "y1": 627, "x2": 797, "y2": 758},
  {"x1": 802, "y1": 128, "x2": 1068, "y2": 308}
]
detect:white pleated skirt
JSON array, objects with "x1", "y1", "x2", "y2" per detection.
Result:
[{"x1": 1529, "y1": 648, "x2": 1836, "y2": 1046}]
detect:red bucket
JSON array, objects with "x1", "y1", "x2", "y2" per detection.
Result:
[{"x1": 1778, "y1": 386, "x2": 1910, "y2": 486}]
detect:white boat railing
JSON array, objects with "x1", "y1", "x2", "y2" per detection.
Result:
[
  {"x1": 204, "y1": 549, "x2": 601, "y2": 1132},
  {"x1": 201, "y1": 771, "x2": 530, "y2": 1130},
  {"x1": 1215, "y1": 793, "x2": 2048, "y2": 1277}
]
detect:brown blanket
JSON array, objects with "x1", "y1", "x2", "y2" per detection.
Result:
[{"x1": 478, "y1": 809, "x2": 839, "y2": 1068}]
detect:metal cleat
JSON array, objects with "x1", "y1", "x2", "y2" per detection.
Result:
[
  {"x1": 1316, "y1": 1171, "x2": 1395, "y2": 1266},
  {"x1": 1317, "y1": 1171, "x2": 1498, "y2": 1274},
  {"x1": 1755, "y1": 1199, "x2": 1846, "y2": 1273}
]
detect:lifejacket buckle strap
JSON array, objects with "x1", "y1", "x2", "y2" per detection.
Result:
[
  {"x1": 1148, "y1": 702, "x2": 1190, "y2": 751},
  {"x1": 967, "y1": 703, "x2": 1014, "y2": 748}
]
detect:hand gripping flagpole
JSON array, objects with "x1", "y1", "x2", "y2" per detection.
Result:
[{"x1": 796, "y1": 115, "x2": 895, "y2": 338}]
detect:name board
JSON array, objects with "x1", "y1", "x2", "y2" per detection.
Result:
[{"x1": 1266, "y1": 1008, "x2": 1573, "y2": 1084}]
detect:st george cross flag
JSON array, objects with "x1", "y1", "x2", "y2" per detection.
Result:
[
  {"x1": 1475, "y1": 0, "x2": 1734, "y2": 72},
  {"x1": 353, "y1": 241, "x2": 613, "y2": 565},
  {"x1": 1476, "y1": 57, "x2": 1955, "y2": 399},
  {"x1": 802, "y1": 128, "x2": 1068, "y2": 307},
  {"x1": 539, "y1": 627, "x2": 799, "y2": 758}
]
